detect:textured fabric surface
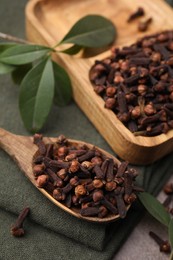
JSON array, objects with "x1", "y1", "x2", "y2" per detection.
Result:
[
  {"x1": 0, "y1": 0, "x2": 173, "y2": 260},
  {"x1": 1, "y1": 126, "x2": 173, "y2": 260},
  {"x1": 0, "y1": 208, "x2": 144, "y2": 260},
  {"x1": 0, "y1": 149, "x2": 172, "y2": 260}
]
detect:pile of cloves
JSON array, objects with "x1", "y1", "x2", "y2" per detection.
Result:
[
  {"x1": 32, "y1": 134, "x2": 143, "y2": 219},
  {"x1": 89, "y1": 30, "x2": 173, "y2": 137}
]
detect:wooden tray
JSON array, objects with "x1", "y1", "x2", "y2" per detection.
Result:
[{"x1": 26, "y1": 0, "x2": 173, "y2": 165}]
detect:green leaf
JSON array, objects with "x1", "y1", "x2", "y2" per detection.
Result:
[
  {"x1": 60, "y1": 45, "x2": 82, "y2": 55},
  {"x1": 60, "y1": 15, "x2": 116, "y2": 48},
  {"x1": 19, "y1": 58, "x2": 54, "y2": 132},
  {"x1": 169, "y1": 218, "x2": 173, "y2": 249},
  {"x1": 52, "y1": 61, "x2": 72, "y2": 106},
  {"x1": 0, "y1": 43, "x2": 16, "y2": 52},
  {"x1": 0, "y1": 44, "x2": 52, "y2": 65},
  {"x1": 0, "y1": 62, "x2": 16, "y2": 74},
  {"x1": 138, "y1": 192, "x2": 171, "y2": 227},
  {"x1": 0, "y1": 43, "x2": 17, "y2": 73},
  {"x1": 12, "y1": 63, "x2": 32, "y2": 85}
]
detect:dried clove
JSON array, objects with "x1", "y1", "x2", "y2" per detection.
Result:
[
  {"x1": 105, "y1": 158, "x2": 114, "y2": 182},
  {"x1": 138, "y1": 18, "x2": 152, "y2": 32},
  {"x1": 114, "y1": 188, "x2": 127, "y2": 218},
  {"x1": 93, "y1": 164, "x2": 104, "y2": 179},
  {"x1": 11, "y1": 207, "x2": 30, "y2": 237},
  {"x1": 64, "y1": 193, "x2": 72, "y2": 208},
  {"x1": 46, "y1": 168, "x2": 63, "y2": 187},
  {"x1": 149, "y1": 231, "x2": 171, "y2": 254},
  {"x1": 36, "y1": 174, "x2": 49, "y2": 187},
  {"x1": 78, "y1": 150, "x2": 95, "y2": 163},
  {"x1": 127, "y1": 7, "x2": 145, "y2": 23},
  {"x1": 101, "y1": 197, "x2": 118, "y2": 214},
  {"x1": 33, "y1": 134, "x2": 46, "y2": 155},
  {"x1": 164, "y1": 182, "x2": 173, "y2": 195},
  {"x1": 80, "y1": 207, "x2": 100, "y2": 217},
  {"x1": 123, "y1": 172, "x2": 133, "y2": 203},
  {"x1": 116, "y1": 161, "x2": 129, "y2": 177}
]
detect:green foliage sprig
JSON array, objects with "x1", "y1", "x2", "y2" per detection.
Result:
[{"x1": 0, "y1": 15, "x2": 116, "y2": 132}]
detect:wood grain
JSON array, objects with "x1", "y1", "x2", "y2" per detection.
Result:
[
  {"x1": 25, "y1": 0, "x2": 173, "y2": 165},
  {"x1": 0, "y1": 128, "x2": 129, "y2": 223}
]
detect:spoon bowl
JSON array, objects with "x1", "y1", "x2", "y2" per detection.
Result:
[{"x1": 0, "y1": 128, "x2": 132, "y2": 223}]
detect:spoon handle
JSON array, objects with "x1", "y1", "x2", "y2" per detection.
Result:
[{"x1": 0, "y1": 128, "x2": 36, "y2": 178}]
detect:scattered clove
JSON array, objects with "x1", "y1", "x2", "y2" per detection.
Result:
[
  {"x1": 149, "y1": 231, "x2": 171, "y2": 254},
  {"x1": 127, "y1": 7, "x2": 145, "y2": 23},
  {"x1": 163, "y1": 182, "x2": 173, "y2": 195},
  {"x1": 138, "y1": 18, "x2": 152, "y2": 32},
  {"x1": 10, "y1": 207, "x2": 30, "y2": 237}
]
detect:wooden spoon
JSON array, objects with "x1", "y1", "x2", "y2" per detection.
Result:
[{"x1": 0, "y1": 128, "x2": 131, "y2": 223}]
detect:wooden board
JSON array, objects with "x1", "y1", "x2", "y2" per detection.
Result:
[{"x1": 26, "y1": 0, "x2": 173, "y2": 165}]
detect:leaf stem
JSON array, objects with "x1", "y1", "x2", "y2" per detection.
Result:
[{"x1": 0, "y1": 32, "x2": 30, "y2": 44}]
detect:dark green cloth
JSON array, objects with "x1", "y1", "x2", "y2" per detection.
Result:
[
  {"x1": 0, "y1": 146, "x2": 173, "y2": 260},
  {"x1": 0, "y1": 0, "x2": 173, "y2": 259}
]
